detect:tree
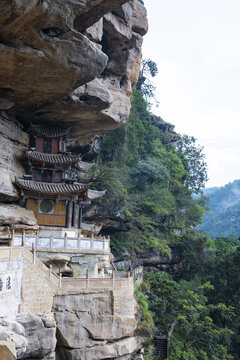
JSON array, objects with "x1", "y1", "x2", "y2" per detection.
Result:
[
  {"x1": 136, "y1": 59, "x2": 159, "y2": 108},
  {"x1": 145, "y1": 273, "x2": 234, "y2": 360},
  {"x1": 176, "y1": 135, "x2": 208, "y2": 193},
  {"x1": 169, "y1": 283, "x2": 234, "y2": 360}
]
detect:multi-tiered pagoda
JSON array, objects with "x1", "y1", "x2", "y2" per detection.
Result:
[{"x1": 15, "y1": 124, "x2": 104, "y2": 229}]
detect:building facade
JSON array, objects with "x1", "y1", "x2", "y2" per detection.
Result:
[{"x1": 15, "y1": 124, "x2": 104, "y2": 229}]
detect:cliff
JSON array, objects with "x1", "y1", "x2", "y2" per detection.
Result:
[
  {"x1": 0, "y1": 1, "x2": 148, "y2": 359},
  {"x1": 0, "y1": 0, "x2": 147, "y2": 203}
]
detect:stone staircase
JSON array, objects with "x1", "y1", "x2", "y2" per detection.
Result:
[{"x1": 154, "y1": 336, "x2": 168, "y2": 360}]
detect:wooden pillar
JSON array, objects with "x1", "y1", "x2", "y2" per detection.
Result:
[
  {"x1": 79, "y1": 205, "x2": 82, "y2": 229},
  {"x1": 73, "y1": 203, "x2": 80, "y2": 228},
  {"x1": 66, "y1": 201, "x2": 73, "y2": 228}
]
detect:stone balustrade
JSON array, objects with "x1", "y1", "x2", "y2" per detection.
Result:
[
  {"x1": 0, "y1": 246, "x2": 142, "y2": 316},
  {"x1": 11, "y1": 233, "x2": 110, "y2": 253}
]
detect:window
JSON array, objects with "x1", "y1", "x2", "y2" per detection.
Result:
[
  {"x1": 53, "y1": 171, "x2": 61, "y2": 183},
  {"x1": 39, "y1": 199, "x2": 54, "y2": 214},
  {"x1": 43, "y1": 138, "x2": 52, "y2": 153},
  {"x1": 59, "y1": 139, "x2": 66, "y2": 152},
  {"x1": 42, "y1": 171, "x2": 52, "y2": 183},
  {"x1": 34, "y1": 170, "x2": 41, "y2": 182}
]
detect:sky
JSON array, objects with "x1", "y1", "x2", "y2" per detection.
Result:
[{"x1": 142, "y1": 0, "x2": 240, "y2": 188}]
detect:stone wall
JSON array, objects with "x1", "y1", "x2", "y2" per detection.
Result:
[
  {"x1": 20, "y1": 251, "x2": 58, "y2": 314},
  {"x1": 0, "y1": 248, "x2": 23, "y2": 318},
  {"x1": 0, "y1": 247, "x2": 142, "y2": 359}
]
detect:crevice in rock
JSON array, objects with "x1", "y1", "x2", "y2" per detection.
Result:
[{"x1": 40, "y1": 27, "x2": 63, "y2": 38}]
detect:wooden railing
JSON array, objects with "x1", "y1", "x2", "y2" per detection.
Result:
[{"x1": 11, "y1": 232, "x2": 110, "y2": 253}]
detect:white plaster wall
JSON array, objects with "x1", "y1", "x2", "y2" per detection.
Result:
[{"x1": 0, "y1": 258, "x2": 23, "y2": 319}]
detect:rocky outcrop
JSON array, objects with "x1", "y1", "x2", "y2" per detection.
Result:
[
  {"x1": 0, "y1": 203, "x2": 38, "y2": 241},
  {"x1": 0, "y1": 114, "x2": 28, "y2": 201},
  {"x1": 0, "y1": 0, "x2": 148, "y2": 140},
  {"x1": 0, "y1": 314, "x2": 56, "y2": 359},
  {"x1": 0, "y1": 1, "x2": 148, "y2": 359},
  {"x1": 0, "y1": 204, "x2": 37, "y2": 227},
  {"x1": 54, "y1": 292, "x2": 141, "y2": 360},
  {"x1": 0, "y1": 0, "x2": 148, "y2": 203}
]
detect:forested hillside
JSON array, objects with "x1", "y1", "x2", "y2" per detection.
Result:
[
  {"x1": 93, "y1": 60, "x2": 240, "y2": 360},
  {"x1": 198, "y1": 179, "x2": 240, "y2": 238}
]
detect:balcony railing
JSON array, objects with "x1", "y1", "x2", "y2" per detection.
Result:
[{"x1": 12, "y1": 234, "x2": 110, "y2": 252}]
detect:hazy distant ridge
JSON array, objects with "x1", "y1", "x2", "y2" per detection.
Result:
[{"x1": 198, "y1": 179, "x2": 240, "y2": 238}]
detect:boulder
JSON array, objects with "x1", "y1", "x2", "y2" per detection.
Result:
[
  {"x1": 16, "y1": 313, "x2": 57, "y2": 359},
  {"x1": 63, "y1": 336, "x2": 140, "y2": 360},
  {"x1": 0, "y1": 204, "x2": 37, "y2": 226},
  {"x1": 44, "y1": 254, "x2": 72, "y2": 276}
]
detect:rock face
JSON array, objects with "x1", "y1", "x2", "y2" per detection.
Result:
[
  {"x1": 0, "y1": 0, "x2": 148, "y2": 139},
  {"x1": 0, "y1": 114, "x2": 29, "y2": 201},
  {"x1": 54, "y1": 292, "x2": 141, "y2": 360},
  {"x1": 0, "y1": 0, "x2": 148, "y2": 202},
  {"x1": 0, "y1": 1, "x2": 148, "y2": 359},
  {"x1": 0, "y1": 314, "x2": 56, "y2": 359},
  {"x1": 0, "y1": 204, "x2": 37, "y2": 226}
]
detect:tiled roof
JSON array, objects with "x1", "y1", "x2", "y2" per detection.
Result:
[
  {"x1": 15, "y1": 179, "x2": 105, "y2": 199},
  {"x1": 29, "y1": 124, "x2": 70, "y2": 138},
  {"x1": 26, "y1": 151, "x2": 78, "y2": 165},
  {"x1": 78, "y1": 160, "x2": 94, "y2": 171},
  {"x1": 15, "y1": 179, "x2": 88, "y2": 196},
  {"x1": 26, "y1": 151, "x2": 94, "y2": 171},
  {"x1": 88, "y1": 189, "x2": 106, "y2": 200}
]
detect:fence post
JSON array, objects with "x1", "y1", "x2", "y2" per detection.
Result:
[
  {"x1": 11, "y1": 229, "x2": 14, "y2": 245},
  {"x1": 64, "y1": 234, "x2": 67, "y2": 249},
  {"x1": 22, "y1": 230, "x2": 25, "y2": 247},
  {"x1": 86, "y1": 269, "x2": 89, "y2": 289},
  {"x1": 9, "y1": 246, "x2": 12, "y2": 260},
  {"x1": 127, "y1": 271, "x2": 131, "y2": 287},
  {"x1": 112, "y1": 273, "x2": 115, "y2": 290},
  {"x1": 50, "y1": 235, "x2": 53, "y2": 249},
  {"x1": 32, "y1": 243, "x2": 36, "y2": 264},
  {"x1": 49, "y1": 264, "x2": 52, "y2": 280},
  {"x1": 58, "y1": 273, "x2": 62, "y2": 288}
]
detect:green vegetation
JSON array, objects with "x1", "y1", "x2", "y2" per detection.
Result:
[
  {"x1": 198, "y1": 179, "x2": 240, "y2": 238},
  {"x1": 96, "y1": 86, "x2": 207, "y2": 255},
  {"x1": 95, "y1": 60, "x2": 240, "y2": 359}
]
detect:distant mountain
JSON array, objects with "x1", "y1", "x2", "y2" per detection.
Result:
[{"x1": 198, "y1": 179, "x2": 240, "y2": 239}]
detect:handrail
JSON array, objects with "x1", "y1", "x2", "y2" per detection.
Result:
[
  {"x1": 0, "y1": 246, "x2": 139, "y2": 293},
  {"x1": 11, "y1": 233, "x2": 110, "y2": 252}
]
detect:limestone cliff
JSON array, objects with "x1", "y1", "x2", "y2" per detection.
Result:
[
  {"x1": 0, "y1": 0, "x2": 147, "y2": 202},
  {"x1": 0, "y1": 1, "x2": 148, "y2": 359}
]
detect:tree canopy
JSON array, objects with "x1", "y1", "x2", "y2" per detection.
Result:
[{"x1": 93, "y1": 59, "x2": 239, "y2": 359}]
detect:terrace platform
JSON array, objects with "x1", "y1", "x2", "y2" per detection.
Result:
[{"x1": 11, "y1": 230, "x2": 110, "y2": 254}]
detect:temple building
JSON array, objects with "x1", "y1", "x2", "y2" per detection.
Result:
[{"x1": 15, "y1": 124, "x2": 104, "y2": 232}]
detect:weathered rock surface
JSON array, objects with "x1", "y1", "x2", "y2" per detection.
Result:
[
  {"x1": 0, "y1": 0, "x2": 148, "y2": 139},
  {"x1": 0, "y1": 314, "x2": 56, "y2": 359},
  {"x1": 63, "y1": 336, "x2": 140, "y2": 360},
  {"x1": 54, "y1": 292, "x2": 140, "y2": 360},
  {"x1": 44, "y1": 254, "x2": 72, "y2": 276},
  {"x1": 0, "y1": 204, "x2": 37, "y2": 226},
  {"x1": 16, "y1": 314, "x2": 56, "y2": 359},
  {"x1": 0, "y1": 0, "x2": 148, "y2": 203},
  {"x1": 0, "y1": 114, "x2": 28, "y2": 201}
]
